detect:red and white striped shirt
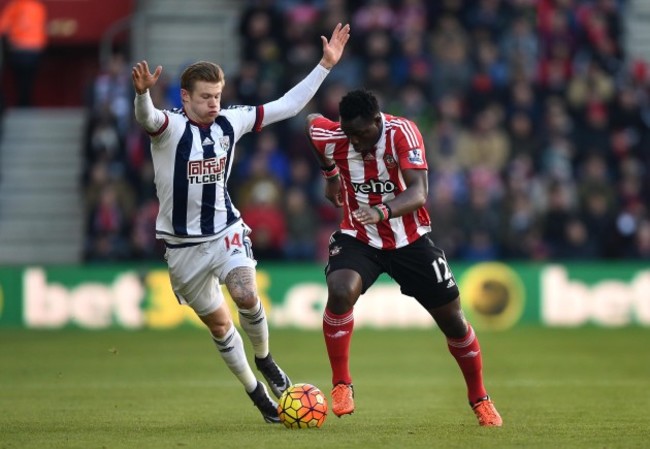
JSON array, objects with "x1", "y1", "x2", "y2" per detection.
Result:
[{"x1": 309, "y1": 113, "x2": 431, "y2": 249}]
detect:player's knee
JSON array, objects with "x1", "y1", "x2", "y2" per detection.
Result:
[
  {"x1": 438, "y1": 318, "x2": 468, "y2": 339},
  {"x1": 326, "y1": 283, "x2": 357, "y2": 312},
  {"x1": 225, "y1": 267, "x2": 258, "y2": 308},
  {"x1": 230, "y1": 288, "x2": 258, "y2": 309},
  {"x1": 430, "y1": 297, "x2": 467, "y2": 338}
]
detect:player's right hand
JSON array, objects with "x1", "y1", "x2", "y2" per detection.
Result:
[{"x1": 132, "y1": 60, "x2": 162, "y2": 95}]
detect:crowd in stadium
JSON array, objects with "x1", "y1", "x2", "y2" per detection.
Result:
[{"x1": 81, "y1": 0, "x2": 650, "y2": 262}]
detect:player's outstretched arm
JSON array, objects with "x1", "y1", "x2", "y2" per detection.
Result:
[
  {"x1": 319, "y1": 23, "x2": 351, "y2": 70},
  {"x1": 259, "y1": 24, "x2": 350, "y2": 127},
  {"x1": 132, "y1": 60, "x2": 163, "y2": 95}
]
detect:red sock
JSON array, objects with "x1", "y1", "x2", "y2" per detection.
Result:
[
  {"x1": 447, "y1": 324, "x2": 487, "y2": 404},
  {"x1": 323, "y1": 308, "x2": 354, "y2": 386}
]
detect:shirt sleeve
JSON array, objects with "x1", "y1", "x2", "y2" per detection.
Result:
[
  {"x1": 394, "y1": 118, "x2": 428, "y2": 170},
  {"x1": 219, "y1": 105, "x2": 260, "y2": 139},
  {"x1": 134, "y1": 91, "x2": 168, "y2": 136},
  {"x1": 260, "y1": 64, "x2": 330, "y2": 128},
  {"x1": 308, "y1": 116, "x2": 338, "y2": 155}
]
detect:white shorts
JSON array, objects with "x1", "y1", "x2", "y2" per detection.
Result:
[{"x1": 164, "y1": 224, "x2": 257, "y2": 316}]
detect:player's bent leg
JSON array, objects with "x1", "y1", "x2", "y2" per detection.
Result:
[
  {"x1": 226, "y1": 267, "x2": 292, "y2": 399},
  {"x1": 200, "y1": 306, "x2": 279, "y2": 423},
  {"x1": 324, "y1": 269, "x2": 362, "y2": 417},
  {"x1": 428, "y1": 298, "x2": 502, "y2": 426}
]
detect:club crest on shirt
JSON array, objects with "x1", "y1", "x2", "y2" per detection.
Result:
[
  {"x1": 383, "y1": 154, "x2": 397, "y2": 169},
  {"x1": 329, "y1": 245, "x2": 342, "y2": 256},
  {"x1": 407, "y1": 148, "x2": 424, "y2": 165},
  {"x1": 219, "y1": 136, "x2": 230, "y2": 152}
]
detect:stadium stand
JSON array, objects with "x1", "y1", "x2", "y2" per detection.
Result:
[{"x1": 76, "y1": 0, "x2": 650, "y2": 262}]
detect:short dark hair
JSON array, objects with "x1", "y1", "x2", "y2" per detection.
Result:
[
  {"x1": 180, "y1": 61, "x2": 225, "y2": 92},
  {"x1": 339, "y1": 89, "x2": 379, "y2": 122}
]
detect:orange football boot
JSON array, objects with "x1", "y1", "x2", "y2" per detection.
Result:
[
  {"x1": 331, "y1": 383, "x2": 355, "y2": 417},
  {"x1": 472, "y1": 397, "x2": 503, "y2": 427}
]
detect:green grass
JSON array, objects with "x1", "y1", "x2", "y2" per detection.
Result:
[{"x1": 1, "y1": 327, "x2": 648, "y2": 449}]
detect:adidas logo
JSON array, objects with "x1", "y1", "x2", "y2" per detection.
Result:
[
  {"x1": 202, "y1": 137, "x2": 215, "y2": 146},
  {"x1": 460, "y1": 350, "x2": 480, "y2": 358},
  {"x1": 231, "y1": 248, "x2": 242, "y2": 255},
  {"x1": 326, "y1": 330, "x2": 349, "y2": 339},
  {"x1": 446, "y1": 279, "x2": 456, "y2": 288}
]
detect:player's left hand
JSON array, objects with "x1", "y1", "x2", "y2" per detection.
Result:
[
  {"x1": 319, "y1": 23, "x2": 350, "y2": 70},
  {"x1": 352, "y1": 205, "x2": 381, "y2": 225}
]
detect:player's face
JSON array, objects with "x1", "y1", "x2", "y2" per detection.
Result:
[
  {"x1": 182, "y1": 80, "x2": 224, "y2": 125},
  {"x1": 340, "y1": 115, "x2": 382, "y2": 153}
]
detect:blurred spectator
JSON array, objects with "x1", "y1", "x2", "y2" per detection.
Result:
[
  {"x1": 86, "y1": 184, "x2": 131, "y2": 260},
  {"x1": 237, "y1": 130, "x2": 292, "y2": 187},
  {"x1": 284, "y1": 186, "x2": 318, "y2": 260},
  {"x1": 457, "y1": 105, "x2": 510, "y2": 173},
  {"x1": 0, "y1": 0, "x2": 47, "y2": 106},
  {"x1": 541, "y1": 181, "x2": 577, "y2": 256},
  {"x1": 130, "y1": 199, "x2": 162, "y2": 259},
  {"x1": 90, "y1": 52, "x2": 133, "y2": 137},
  {"x1": 580, "y1": 188, "x2": 615, "y2": 256},
  {"x1": 630, "y1": 218, "x2": 650, "y2": 259},
  {"x1": 430, "y1": 16, "x2": 473, "y2": 100},
  {"x1": 500, "y1": 14, "x2": 538, "y2": 81},
  {"x1": 553, "y1": 215, "x2": 599, "y2": 259},
  {"x1": 238, "y1": 0, "x2": 286, "y2": 61},
  {"x1": 352, "y1": 0, "x2": 395, "y2": 35},
  {"x1": 240, "y1": 179, "x2": 287, "y2": 260},
  {"x1": 459, "y1": 180, "x2": 502, "y2": 248},
  {"x1": 427, "y1": 178, "x2": 464, "y2": 258}
]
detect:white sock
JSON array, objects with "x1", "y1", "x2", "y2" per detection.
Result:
[
  {"x1": 211, "y1": 325, "x2": 257, "y2": 392},
  {"x1": 238, "y1": 299, "x2": 269, "y2": 359}
]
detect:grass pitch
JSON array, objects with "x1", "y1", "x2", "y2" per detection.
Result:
[{"x1": 1, "y1": 326, "x2": 648, "y2": 449}]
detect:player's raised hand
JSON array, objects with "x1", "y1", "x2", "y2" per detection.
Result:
[
  {"x1": 319, "y1": 23, "x2": 350, "y2": 70},
  {"x1": 132, "y1": 60, "x2": 162, "y2": 95}
]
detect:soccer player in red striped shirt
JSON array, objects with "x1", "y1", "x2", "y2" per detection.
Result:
[{"x1": 306, "y1": 89, "x2": 502, "y2": 427}]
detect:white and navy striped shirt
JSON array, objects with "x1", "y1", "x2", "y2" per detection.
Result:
[
  {"x1": 148, "y1": 105, "x2": 261, "y2": 244},
  {"x1": 134, "y1": 64, "x2": 331, "y2": 245}
]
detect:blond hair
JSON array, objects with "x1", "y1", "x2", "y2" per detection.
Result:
[{"x1": 180, "y1": 61, "x2": 225, "y2": 92}]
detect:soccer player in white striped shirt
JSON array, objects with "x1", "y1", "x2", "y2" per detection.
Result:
[{"x1": 131, "y1": 23, "x2": 350, "y2": 423}]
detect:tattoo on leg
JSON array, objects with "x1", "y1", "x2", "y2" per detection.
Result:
[{"x1": 225, "y1": 267, "x2": 257, "y2": 307}]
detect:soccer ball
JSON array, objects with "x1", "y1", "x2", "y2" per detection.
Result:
[{"x1": 277, "y1": 383, "x2": 328, "y2": 429}]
